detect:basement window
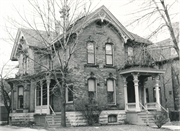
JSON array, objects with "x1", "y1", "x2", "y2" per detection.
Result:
[{"x1": 108, "y1": 114, "x2": 117, "y2": 123}]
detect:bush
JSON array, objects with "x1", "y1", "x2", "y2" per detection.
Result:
[
  {"x1": 75, "y1": 95, "x2": 107, "y2": 126},
  {"x1": 153, "y1": 111, "x2": 169, "y2": 128},
  {"x1": 169, "y1": 111, "x2": 180, "y2": 121}
]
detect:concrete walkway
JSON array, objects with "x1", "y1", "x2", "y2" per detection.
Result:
[{"x1": 162, "y1": 125, "x2": 180, "y2": 131}]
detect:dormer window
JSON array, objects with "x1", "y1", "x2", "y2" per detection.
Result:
[
  {"x1": 87, "y1": 42, "x2": 95, "y2": 64},
  {"x1": 105, "y1": 43, "x2": 113, "y2": 65}
]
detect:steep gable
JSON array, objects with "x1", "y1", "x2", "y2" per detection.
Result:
[
  {"x1": 10, "y1": 28, "x2": 55, "y2": 61},
  {"x1": 52, "y1": 5, "x2": 152, "y2": 45}
]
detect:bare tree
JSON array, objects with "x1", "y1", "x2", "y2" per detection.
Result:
[
  {"x1": 4, "y1": 0, "x2": 96, "y2": 127},
  {"x1": 126, "y1": 0, "x2": 179, "y2": 57},
  {"x1": 0, "y1": 62, "x2": 17, "y2": 124}
]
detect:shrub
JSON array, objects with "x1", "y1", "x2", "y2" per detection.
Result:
[
  {"x1": 75, "y1": 95, "x2": 107, "y2": 126},
  {"x1": 169, "y1": 110, "x2": 180, "y2": 121},
  {"x1": 153, "y1": 111, "x2": 169, "y2": 128}
]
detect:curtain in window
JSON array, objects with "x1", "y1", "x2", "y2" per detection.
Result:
[
  {"x1": 107, "y1": 79, "x2": 114, "y2": 103},
  {"x1": 106, "y1": 44, "x2": 113, "y2": 65},
  {"x1": 87, "y1": 42, "x2": 95, "y2": 64},
  {"x1": 88, "y1": 79, "x2": 95, "y2": 91}
]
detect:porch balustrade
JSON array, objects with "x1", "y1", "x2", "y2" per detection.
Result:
[
  {"x1": 126, "y1": 103, "x2": 136, "y2": 111},
  {"x1": 145, "y1": 103, "x2": 157, "y2": 110}
]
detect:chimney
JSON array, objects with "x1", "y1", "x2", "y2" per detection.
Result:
[{"x1": 55, "y1": 21, "x2": 61, "y2": 36}]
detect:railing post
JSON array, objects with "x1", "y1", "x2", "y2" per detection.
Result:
[{"x1": 167, "y1": 108, "x2": 169, "y2": 120}]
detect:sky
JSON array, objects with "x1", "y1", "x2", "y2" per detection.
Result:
[{"x1": 0, "y1": 0, "x2": 179, "y2": 78}]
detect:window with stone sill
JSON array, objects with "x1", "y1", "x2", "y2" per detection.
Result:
[
  {"x1": 105, "y1": 43, "x2": 113, "y2": 65},
  {"x1": 88, "y1": 78, "x2": 96, "y2": 103},
  {"x1": 18, "y1": 86, "x2": 24, "y2": 109},
  {"x1": 107, "y1": 79, "x2": 116, "y2": 104},
  {"x1": 66, "y1": 84, "x2": 73, "y2": 103},
  {"x1": 87, "y1": 42, "x2": 95, "y2": 64}
]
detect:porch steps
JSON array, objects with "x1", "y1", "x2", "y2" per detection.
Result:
[
  {"x1": 45, "y1": 114, "x2": 71, "y2": 128},
  {"x1": 138, "y1": 111, "x2": 155, "y2": 126}
]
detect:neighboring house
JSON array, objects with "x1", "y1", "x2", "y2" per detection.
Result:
[
  {"x1": 145, "y1": 22, "x2": 180, "y2": 111},
  {"x1": 7, "y1": 6, "x2": 167, "y2": 126}
]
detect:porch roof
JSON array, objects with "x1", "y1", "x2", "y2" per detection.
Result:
[{"x1": 119, "y1": 67, "x2": 165, "y2": 76}]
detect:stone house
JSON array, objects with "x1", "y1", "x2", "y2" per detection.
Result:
[{"x1": 7, "y1": 6, "x2": 167, "y2": 126}]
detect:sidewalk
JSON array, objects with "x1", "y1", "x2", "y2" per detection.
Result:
[
  {"x1": 152, "y1": 121, "x2": 180, "y2": 131},
  {"x1": 162, "y1": 125, "x2": 180, "y2": 131}
]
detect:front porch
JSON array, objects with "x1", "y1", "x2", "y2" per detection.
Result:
[{"x1": 120, "y1": 67, "x2": 165, "y2": 112}]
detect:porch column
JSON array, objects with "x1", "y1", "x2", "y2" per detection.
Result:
[
  {"x1": 123, "y1": 77, "x2": 128, "y2": 111},
  {"x1": 46, "y1": 78, "x2": 50, "y2": 114},
  {"x1": 155, "y1": 75, "x2": 161, "y2": 111},
  {"x1": 143, "y1": 87, "x2": 147, "y2": 104},
  {"x1": 132, "y1": 73, "x2": 140, "y2": 112},
  {"x1": 40, "y1": 80, "x2": 43, "y2": 114}
]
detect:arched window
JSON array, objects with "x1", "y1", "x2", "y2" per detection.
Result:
[
  {"x1": 18, "y1": 86, "x2": 24, "y2": 109},
  {"x1": 87, "y1": 42, "x2": 95, "y2": 64},
  {"x1": 88, "y1": 78, "x2": 96, "y2": 102},
  {"x1": 105, "y1": 43, "x2": 113, "y2": 65},
  {"x1": 107, "y1": 79, "x2": 115, "y2": 104}
]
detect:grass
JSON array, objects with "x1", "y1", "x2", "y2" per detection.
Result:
[{"x1": 47, "y1": 125, "x2": 171, "y2": 131}]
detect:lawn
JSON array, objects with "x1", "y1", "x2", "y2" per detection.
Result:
[{"x1": 47, "y1": 125, "x2": 171, "y2": 131}]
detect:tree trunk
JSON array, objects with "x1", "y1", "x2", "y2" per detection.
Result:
[
  {"x1": 60, "y1": 97, "x2": 66, "y2": 127},
  {"x1": 60, "y1": 75, "x2": 66, "y2": 127}
]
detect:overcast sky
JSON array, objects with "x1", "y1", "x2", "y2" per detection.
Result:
[{"x1": 0, "y1": 0, "x2": 179, "y2": 78}]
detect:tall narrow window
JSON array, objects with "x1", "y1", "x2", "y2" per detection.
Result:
[
  {"x1": 42, "y1": 80, "x2": 47, "y2": 105},
  {"x1": 18, "y1": 86, "x2": 23, "y2": 109},
  {"x1": 87, "y1": 42, "x2": 95, "y2": 64},
  {"x1": 107, "y1": 79, "x2": 115, "y2": 104},
  {"x1": 36, "y1": 82, "x2": 41, "y2": 106},
  {"x1": 66, "y1": 85, "x2": 73, "y2": 103},
  {"x1": 146, "y1": 88, "x2": 149, "y2": 103},
  {"x1": 23, "y1": 56, "x2": 27, "y2": 74},
  {"x1": 88, "y1": 78, "x2": 96, "y2": 102},
  {"x1": 105, "y1": 44, "x2": 113, "y2": 65}
]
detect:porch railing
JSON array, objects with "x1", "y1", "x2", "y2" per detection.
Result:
[
  {"x1": 145, "y1": 103, "x2": 157, "y2": 110},
  {"x1": 139, "y1": 102, "x2": 152, "y2": 126},
  {"x1": 157, "y1": 103, "x2": 169, "y2": 120},
  {"x1": 49, "y1": 105, "x2": 56, "y2": 115},
  {"x1": 126, "y1": 103, "x2": 136, "y2": 111}
]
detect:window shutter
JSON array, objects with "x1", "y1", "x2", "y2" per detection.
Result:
[
  {"x1": 107, "y1": 79, "x2": 114, "y2": 92},
  {"x1": 88, "y1": 79, "x2": 95, "y2": 91},
  {"x1": 18, "y1": 87, "x2": 23, "y2": 96}
]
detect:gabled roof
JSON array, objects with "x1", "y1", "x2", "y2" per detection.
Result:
[
  {"x1": 11, "y1": 5, "x2": 152, "y2": 61},
  {"x1": 10, "y1": 28, "x2": 55, "y2": 61},
  {"x1": 52, "y1": 5, "x2": 152, "y2": 45}
]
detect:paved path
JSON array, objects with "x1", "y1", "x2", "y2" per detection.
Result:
[
  {"x1": 162, "y1": 125, "x2": 180, "y2": 131},
  {"x1": 0, "y1": 125, "x2": 47, "y2": 131}
]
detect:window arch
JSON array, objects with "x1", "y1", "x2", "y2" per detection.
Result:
[
  {"x1": 88, "y1": 78, "x2": 96, "y2": 103},
  {"x1": 106, "y1": 78, "x2": 116, "y2": 104},
  {"x1": 87, "y1": 42, "x2": 95, "y2": 64},
  {"x1": 105, "y1": 43, "x2": 113, "y2": 65}
]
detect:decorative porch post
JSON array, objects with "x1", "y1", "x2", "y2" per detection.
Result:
[
  {"x1": 123, "y1": 77, "x2": 128, "y2": 111},
  {"x1": 46, "y1": 78, "x2": 50, "y2": 114},
  {"x1": 40, "y1": 80, "x2": 43, "y2": 114},
  {"x1": 132, "y1": 73, "x2": 140, "y2": 112},
  {"x1": 155, "y1": 75, "x2": 161, "y2": 111},
  {"x1": 143, "y1": 87, "x2": 147, "y2": 104}
]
